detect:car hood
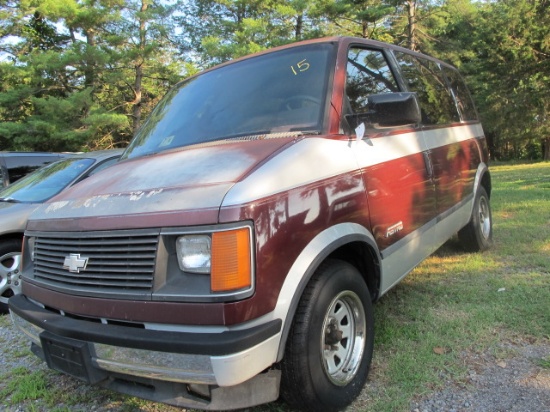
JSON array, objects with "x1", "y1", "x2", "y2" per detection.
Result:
[
  {"x1": 0, "y1": 201, "x2": 40, "y2": 234},
  {"x1": 28, "y1": 138, "x2": 297, "y2": 230}
]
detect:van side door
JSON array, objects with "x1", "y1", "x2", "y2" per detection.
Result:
[
  {"x1": 344, "y1": 47, "x2": 437, "y2": 258},
  {"x1": 392, "y1": 53, "x2": 481, "y2": 225}
]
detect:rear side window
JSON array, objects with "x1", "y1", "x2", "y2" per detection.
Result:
[
  {"x1": 346, "y1": 48, "x2": 399, "y2": 113},
  {"x1": 4, "y1": 155, "x2": 61, "y2": 184},
  {"x1": 441, "y1": 66, "x2": 478, "y2": 121},
  {"x1": 393, "y1": 52, "x2": 460, "y2": 125}
]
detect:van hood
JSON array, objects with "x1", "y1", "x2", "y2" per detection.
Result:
[{"x1": 28, "y1": 138, "x2": 297, "y2": 229}]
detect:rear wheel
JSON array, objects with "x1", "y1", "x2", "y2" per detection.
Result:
[
  {"x1": 0, "y1": 239, "x2": 23, "y2": 313},
  {"x1": 458, "y1": 186, "x2": 493, "y2": 252},
  {"x1": 281, "y1": 259, "x2": 374, "y2": 412}
]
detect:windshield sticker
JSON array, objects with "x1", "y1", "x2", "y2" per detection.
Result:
[
  {"x1": 290, "y1": 59, "x2": 310, "y2": 75},
  {"x1": 160, "y1": 135, "x2": 175, "y2": 147}
]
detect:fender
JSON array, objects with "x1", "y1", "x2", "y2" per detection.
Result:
[{"x1": 272, "y1": 222, "x2": 380, "y2": 361}]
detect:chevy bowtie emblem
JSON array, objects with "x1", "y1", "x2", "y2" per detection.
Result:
[{"x1": 63, "y1": 253, "x2": 89, "y2": 273}]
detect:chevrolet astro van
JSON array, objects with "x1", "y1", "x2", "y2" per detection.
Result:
[{"x1": 9, "y1": 37, "x2": 492, "y2": 411}]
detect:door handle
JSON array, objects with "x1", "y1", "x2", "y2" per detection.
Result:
[{"x1": 423, "y1": 150, "x2": 433, "y2": 178}]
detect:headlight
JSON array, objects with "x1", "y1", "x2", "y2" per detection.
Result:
[
  {"x1": 27, "y1": 236, "x2": 36, "y2": 262},
  {"x1": 176, "y1": 235, "x2": 211, "y2": 274}
]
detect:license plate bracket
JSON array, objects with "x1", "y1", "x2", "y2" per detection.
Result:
[{"x1": 40, "y1": 331, "x2": 107, "y2": 384}]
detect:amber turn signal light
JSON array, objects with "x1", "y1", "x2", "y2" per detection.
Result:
[{"x1": 211, "y1": 227, "x2": 252, "y2": 292}]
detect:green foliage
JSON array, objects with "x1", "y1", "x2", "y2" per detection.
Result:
[
  {"x1": 0, "y1": 0, "x2": 548, "y2": 158},
  {"x1": 179, "y1": 0, "x2": 325, "y2": 66},
  {"x1": 0, "y1": 0, "x2": 187, "y2": 151},
  {"x1": 307, "y1": 0, "x2": 394, "y2": 43},
  {"x1": 456, "y1": 0, "x2": 550, "y2": 160}
]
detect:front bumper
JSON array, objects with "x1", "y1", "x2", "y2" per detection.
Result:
[{"x1": 9, "y1": 294, "x2": 282, "y2": 409}]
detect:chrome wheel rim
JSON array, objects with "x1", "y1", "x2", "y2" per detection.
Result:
[
  {"x1": 478, "y1": 196, "x2": 491, "y2": 240},
  {"x1": 321, "y1": 290, "x2": 366, "y2": 386},
  {"x1": 0, "y1": 252, "x2": 22, "y2": 305}
]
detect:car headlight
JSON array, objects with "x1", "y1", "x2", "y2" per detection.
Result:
[
  {"x1": 26, "y1": 236, "x2": 36, "y2": 262},
  {"x1": 176, "y1": 235, "x2": 211, "y2": 274},
  {"x1": 176, "y1": 227, "x2": 252, "y2": 292}
]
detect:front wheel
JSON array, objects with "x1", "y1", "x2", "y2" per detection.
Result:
[
  {"x1": 458, "y1": 186, "x2": 493, "y2": 252},
  {"x1": 0, "y1": 239, "x2": 23, "y2": 313},
  {"x1": 281, "y1": 259, "x2": 374, "y2": 412}
]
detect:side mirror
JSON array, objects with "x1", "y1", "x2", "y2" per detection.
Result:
[{"x1": 345, "y1": 92, "x2": 421, "y2": 130}]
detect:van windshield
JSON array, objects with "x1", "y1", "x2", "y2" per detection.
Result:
[{"x1": 124, "y1": 43, "x2": 334, "y2": 159}]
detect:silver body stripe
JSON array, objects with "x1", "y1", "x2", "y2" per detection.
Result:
[
  {"x1": 222, "y1": 138, "x2": 357, "y2": 207},
  {"x1": 223, "y1": 124, "x2": 484, "y2": 207},
  {"x1": 422, "y1": 123, "x2": 484, "y2": 151}
]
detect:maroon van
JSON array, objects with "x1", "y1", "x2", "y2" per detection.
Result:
[{"x1": 9, "y1": 37, "x2": 492, "y2": 411}]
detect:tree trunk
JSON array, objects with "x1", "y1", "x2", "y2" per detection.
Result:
[
  {"x1": 132, "y1": 0, "x2": 147, "y2": 136},
  {"x1": 84, "y1": 29, "x2": 96, "y2": 91},
  {"x1": 295, "y1": 14, "x2": 303, "y2": 40},
  {"x1": 543, "y1": 137, "x2": 550, "y2": 160},
  {"x1": 407, "y1": 0, "x2": 417, "y2": 51}
]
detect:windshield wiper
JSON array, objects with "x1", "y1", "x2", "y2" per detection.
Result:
[
  {"x1": 225, "y1": 130, "x2": 321, "y2": 141},
  {"x1": 297, "y1": 130, "x2": 321, "y2": 135}
]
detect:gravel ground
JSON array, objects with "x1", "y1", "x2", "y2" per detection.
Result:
[
  {"x1": 409, "y1": 338, "x2": 550, "y2": 412},
  {"x1": 1, "y1": 314, "x2": 549, "y2": 412}
]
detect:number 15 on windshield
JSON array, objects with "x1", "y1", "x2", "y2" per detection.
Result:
[{"x1": 291, "y1": 59, "x2": 310, "y2": 75}]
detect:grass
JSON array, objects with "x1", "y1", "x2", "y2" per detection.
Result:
[
  {"x1": 1, "y1": 161, "x2": 549, "y2": 412},
  {"x1": 539, "y1": 357, "x2": 550, "y2": 369},
  {"x1": 0, "y1": 364, "x2": 129, "y2": 411}
]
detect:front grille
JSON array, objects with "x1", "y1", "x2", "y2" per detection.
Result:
[{"x1": 31, "y1": 229, "x2": 159, "y2": 296}]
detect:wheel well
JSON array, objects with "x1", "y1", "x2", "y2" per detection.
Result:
[
  {"x1": 276, "y1": 238, "x2": 381, "y2": 361},
  {"x1": 481, "y1": 170, "x2": 492, "y2": 198},
  {"x1": 0, "y1": 233, "x2": 24, "y2": 246},
  {"x1": 327, "y1": 241, "x2": 380, "y2": 301}
]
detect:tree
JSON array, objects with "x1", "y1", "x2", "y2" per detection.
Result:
[
  {"x1": 0, "y1": 0, "x2": 186, "y2": 151},
  {"x1": 406, "y1": 0, "x2": 549, "y2": 160},
  {"x1": 313, "y1": 0, "x2": 395, "y2": 42},
  {"x1": 465, "y1": 0, "x2": 550, "y2": 160},
  {"x1": 179, "y1": 0, "x2": 327, "y2": 66},
  {"x1": 102, "y1": 0, "x2": 184, "y2": 137},
  {"x1": 1, "y1": 0, "x2": 548, "y2": 158}
]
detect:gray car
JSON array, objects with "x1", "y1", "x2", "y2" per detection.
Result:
[
  {"x1": 0, "y1": 149, "x2": 123, "y2": 312},
  {"x1": 0, "y1": 152, "x2": 72, "y2": 188}
]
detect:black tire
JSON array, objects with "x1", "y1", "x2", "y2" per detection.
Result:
[
  {"x1": 281, "y1": 259, "x2": 374, "y2": 412},
  {"x1": 458, "y1": 186, "x2": 493, "y2": 252},
  {"x1": 0, "y1": 238, "x2": 23, "y2": 314}
]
